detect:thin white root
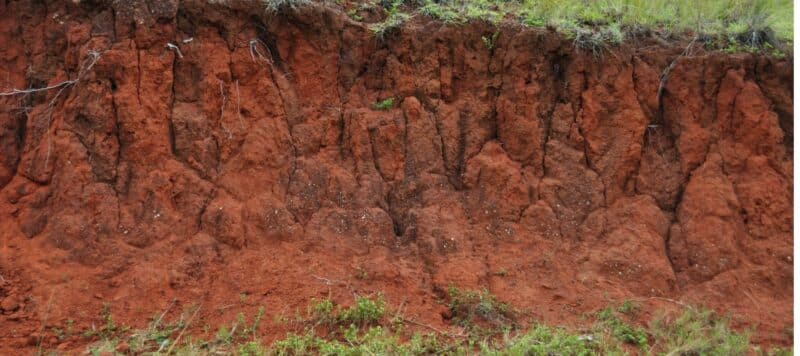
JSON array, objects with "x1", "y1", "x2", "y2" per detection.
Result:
[
  {"x1": 235, "y1": 80, "x2": 243, "y2": 130},
  {"x1": 249, "y1": 39, "x2": 272, "y2": 63},
  {"x1": 656, "y1": 37, "x2": 697, "y2": 105},
  {"x1": 0, "y1": 50, "x2": 101, "y2": 97},
  {"x1": 165, "y1": 43, "x2": 183, "y2": 59},
  {"x1": 219, "y1": 80, "x2": 231, "y2": 139},
  {"x1": 2, "y1": 50, "x2": 105, "y2": 172}
]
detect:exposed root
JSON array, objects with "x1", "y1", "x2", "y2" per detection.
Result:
[
  {"x1": 249, "y1": 39, "x2": 272, "y2": 63},
  {"x1": 235, "y1": 80, "x2": 243, "y2": 130},
  {"x1": 219, "y1": 79, "x2": 231, "y2": 139},
  {"x1": 656, "y1": 38, "x2": 698, "y2": 110},
  {"x1": 0, "y1": 50, "x2": 105, "y2": 172},
  {"x1": 165, "y1": 43, "x2": 184, "y2": 59}
]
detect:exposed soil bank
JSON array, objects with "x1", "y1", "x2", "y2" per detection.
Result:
[{"x1": 0, "y1": 0, "x2": 793, "y2": 352}]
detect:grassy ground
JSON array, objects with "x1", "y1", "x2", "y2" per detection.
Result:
[
  {"x1": 74, "y1": 288, "x2": 791, "y2": 355},
  {"x1": 267, "y1": 0, "x2": 792, "y2": 56}
]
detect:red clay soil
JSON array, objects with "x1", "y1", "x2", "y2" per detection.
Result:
[{"x1": 0, "y1": 0, "x2": 793, "y2": 353}]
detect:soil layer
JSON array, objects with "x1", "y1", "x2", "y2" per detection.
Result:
[{"x1": 0, "y1": 0, "x2": 793, "y2": 352}]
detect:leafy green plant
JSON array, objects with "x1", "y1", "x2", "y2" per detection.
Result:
[
  {"x1": 370, "y1": 0, "x2": 410, "y2": 39},
  {"x1": 596, "y1": 306, "x2": 648, "y2": 349},
  {"x1": 347, "y1": 8, "x2": 363, "y2": 21},
  {"x1": 482, "y1": 30, "x2": 501, "y2": 50},
  {"x1": 447, "y1": 287, "x2": 515, "y2": 331},
  {"x1": 308, "y1": 298, "x2": 335, "y2": 325},
  {"x1": 338, "y1": 295, "x2": 386, "y2": 326},
  {"x1": 617, "y1": 300, "x2": 641, "y2": 316},
  {"x1": 372, "y1": 97, "x2": 395, "y2": 110}
]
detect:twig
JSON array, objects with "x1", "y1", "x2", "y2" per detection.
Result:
[
  {"x1": 311, "y1": 275, "x2": 340, "y2": 285},
  {"x1": 152, "y1": 299, "x2": 176, "y2": 331},
  {"x1": 401, "y1": 317, "x2": 467, "y2": 339},
  {"x1": 165, "y1": 305, "x2": 201, "y2": 354},
  {"x1": 635, "y1": 296, "x2": 690, "y2": 308}
]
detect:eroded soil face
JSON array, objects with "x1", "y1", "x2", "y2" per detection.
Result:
[{"x1": 0, "y1": 0, "x2": 793, "y2": 352}]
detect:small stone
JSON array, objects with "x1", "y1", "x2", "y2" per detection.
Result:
[
  {"x1": 1, "y1": 296, "x2": 20, "y2": 312},
  {"x1": 116, "y1": 341, "x2": 130, "y2": 353}
]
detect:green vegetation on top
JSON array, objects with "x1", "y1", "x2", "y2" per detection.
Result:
[{"x1": 294, "y1": 0, "x2": 791, "y2": 55}]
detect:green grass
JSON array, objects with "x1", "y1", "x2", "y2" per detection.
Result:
[
  {"x1": 481, "y1": 324, "x2": 602, "y2": 355},
  {"x1": 258, "y1": 0, "x2": 791, "y2": 54},
  {"x1": 347, "y1": 0, "x2": 791, "y2": 53},
  {"x1": 596, "y1": 304, "x2": 649, "y2": 350},
  {"x1": 263, "y1": 0, "x2": 311, "y2": 13},
  {"x1": 369, "y1": 0, "x2": 410, "y2": 39},
  {"x1": 338, "y1": 295, "x2": 387, "y2": 326},
  {"x1": 77, "y1": 293, "x2": 788, "y2": 355},
  {"x1": 648, "y1": 307, "x2": 750, "y2": 355}
]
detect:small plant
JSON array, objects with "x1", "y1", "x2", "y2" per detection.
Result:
[
  {"x1": 447, "y1": 287, "x2": 515, "y2": 331},
  {"x1": 238, "y1": 340, "x2": 266, "y2": 356},
  {"x1": 338, "y1": 295, "x2": 386, "y2": 326},
  {"x1": 372, "y1": 97, "x2": 395, "y2": 110},
  {"x1": 568, "y1": 22, "x2": 624, "y2": 56},
  {"x1": 216, "y1": 325, "x2": 234, "y2": 345},
  {"x1": 97, "y1": 303, "x2": 120, "y2": 338},
  {"x1": 596, "y1": 306, "x2": 648, "y2": 349},
  {"x1": 370, "y1": 0, "x2": 409, "y2": 39},
  {"x1": 617, "y1": 300, "x2": 641, "y2": 315},
  {"x1": 272, "y1": 331, "x2": 320, "y2": 355},
  {"x1": 355, "y1": 266, "x2": 369, "y2": 280},
  {"x1": 244, "y1": 307, "x2": 265, "y2": 339},
  {"x1": 347, "y1": 8, "x2": 363, "y2": 21},
  {"x1": 419, "y1": 0, "x2": 462, "y2": 24},
  {"x1": 308, "y1": 298, "x2": 335, "y2": 324},
  {"x1": 263, "y1": 0, "x2": 310, "y2": 13},
  {"x1": 482, "y1": 30, "x2": 501, "y2": 50}
]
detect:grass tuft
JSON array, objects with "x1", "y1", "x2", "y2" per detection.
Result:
[{"x1": 263, "y1": 0, "x2": 311, "y2": 13}]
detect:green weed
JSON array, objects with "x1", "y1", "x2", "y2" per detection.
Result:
[
  {"x1": 338, "y1": 295, "x2": 386, "y2": 326},
  {"x1": 372, "y1": 97, "x2": 395, "y2": 110}
]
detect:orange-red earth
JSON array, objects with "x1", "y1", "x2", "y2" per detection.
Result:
[{"x1": 0, "y1": 0, "x2": 793, "y2": 353}]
